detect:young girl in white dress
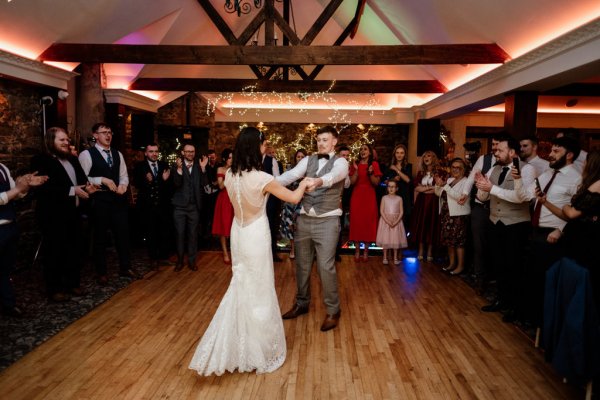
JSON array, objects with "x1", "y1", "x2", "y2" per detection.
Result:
[
  {"x1": 376, "y1": 180, "x2": 408, "y2": 265},
  {"x1": 189, "y1": 127, "x2": 308, "y2": 376}
]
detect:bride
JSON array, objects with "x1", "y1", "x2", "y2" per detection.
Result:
[{"x1": 189, "y1": 127, "x2": 309, "y2": 376}]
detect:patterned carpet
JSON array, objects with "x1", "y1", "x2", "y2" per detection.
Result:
[{"x1": 0, "y1": 248, "x2": 158, "y2": 372}]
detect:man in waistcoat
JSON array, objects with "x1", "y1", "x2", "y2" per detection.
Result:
[
  {"x1": 277, "y1": 126, "x2": 349, "y2": 332},
  {"x1": 133, "y1": 143, "x2": 172, "y2": 268},
  {"x1": 460, "y1": 134, "x2": 501, "y2": 292},
  {"x1": 79, "y1": 122, "x2": 136, "y2": 285},
  {"x1": 31, "y1": 127, "x2": 92, "y2": 301},
  {"x1": 0, "y1": 165, "x2": 47, "y2": 317},
  {"x1": 475, "y1": 134, "x2": 535, "y2": 322},
  {"x1": 171, "y1": 143, "x2": 208, "y2": 272}
]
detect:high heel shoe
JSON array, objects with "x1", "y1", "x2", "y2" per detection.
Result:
[
  {"x1": 417, "y1": 255, "x2": 424, "y2": 261},
  {"x1": 442, "y1": 265, "x2": 456, "y2": 272},
  {"x1": 450, "y1": 268, "x2": 464, "y2": 276},
  {"x1": 382, "y1": 258, "x2": 389, "y2": 265},
  {"x1": 394, "y1": 258, "x2": 401, "y2": 265},
  {"x1": 426, "y1": 256, "x2": 434, "y2": 262}
]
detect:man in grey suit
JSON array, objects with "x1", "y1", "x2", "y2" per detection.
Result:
[
  {"x1": 172, "y1": 143, "x2": 208, "y2": 272},
  {"x1": 277, "y1": 126, "x2": 349, "y2": 332}
]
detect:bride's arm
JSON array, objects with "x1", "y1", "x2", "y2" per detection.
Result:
[{"x1": 264, "y1": 178, "x2": 308, "y2": 204}]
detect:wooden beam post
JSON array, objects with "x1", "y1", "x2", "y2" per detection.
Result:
[{"x1": 504, "y1": 92, "x2": 538, "y2": 140}]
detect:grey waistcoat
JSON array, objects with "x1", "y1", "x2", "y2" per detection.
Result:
[
  {"x1": 489, "y1": 163, "x2": 530, "y2": 225},
  {"x1": 301, "y1": 155, "x2": 344, "y2": 215}
]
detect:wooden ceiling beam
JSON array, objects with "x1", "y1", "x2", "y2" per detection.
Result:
[
  {"x1": 40, "y1": 43, "x2": 510, "y2": 65},
  {"x1": 301, "y1": 0, "x2": 344, "y2": 45},
  {"x1": 129, "y1": 78, "x2": 447, "y2": 93}
]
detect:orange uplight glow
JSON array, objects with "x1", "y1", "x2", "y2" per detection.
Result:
[
  {"x1": 480, "y1": 105, "x2": 600, "y2": 115},
  {"x1": 0, "y1": 41, "x2": 38, "y2": 60},
  {"x1": 130, "y1": 90, "x2": 162, "y2": 101}
]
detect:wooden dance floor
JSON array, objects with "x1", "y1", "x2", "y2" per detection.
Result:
[{"x1": 0, "y1": 252, "x2": 581, "y2": 399}]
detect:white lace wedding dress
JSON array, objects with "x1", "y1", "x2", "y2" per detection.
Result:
[{"x1": 189, "y1": 170, "x2": 286, "y2": 376}]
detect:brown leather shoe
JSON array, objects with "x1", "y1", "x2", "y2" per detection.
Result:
[
  {"x1": 320, "y1": 311, "x2": 341, "y2": 332},
  {"x1": 282, "y1": 304, "x2": 309, "y2": 319}
]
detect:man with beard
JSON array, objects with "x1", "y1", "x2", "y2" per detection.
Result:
[
  {"x1": 171, "y1": 143, "x2": 208, "y2": 271},
  {"x1": 31, "y1": 127, "x2": 93, "y2": 301},
  {"x1": 475, "y1": 134, "x2": 535, "y2": 323},
  {"x1": 520, "y1": 136, "x2": 581, "y2": 326}
]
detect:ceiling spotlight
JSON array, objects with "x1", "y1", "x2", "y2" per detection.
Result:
[
  {"x1": 565, "y1": 98, "x2": 578, "y2": 107},
  {"x1": 58, "y1": 90, "x2": 69, "y2": 100}
]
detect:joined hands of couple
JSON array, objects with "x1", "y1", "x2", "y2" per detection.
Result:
[{"x1": 299, "y1": 177, "x2": 321, "y2": 193}]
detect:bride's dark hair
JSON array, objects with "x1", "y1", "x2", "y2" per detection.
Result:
[{"x1": 231, "y1": 126, "x2": 265, "y2": 175}]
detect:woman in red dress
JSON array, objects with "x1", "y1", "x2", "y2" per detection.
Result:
[
  {"x1": 349, "y1": 144, "x2": 382, "y2": 261},
  {"x1": 212, "y1": 148, "x2": 234, "y2": 263}
]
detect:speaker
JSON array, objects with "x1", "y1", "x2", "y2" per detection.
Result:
[
  {"x1": 417, "y1": 119, "x2": 441, "y2": 156},
  {"x1": 131, "y1": 113, "x2": 155, "y2": 150}
]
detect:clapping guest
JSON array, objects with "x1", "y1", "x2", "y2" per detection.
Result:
[
  {"x1": 382, "y1": 144, "x2": 413, "y2": 225},
  {"x1": 133, "y1": 143, "x2": 172, "y2": 268},
  {"x1": 1, "y1": 162, "x2": 47, "y2": 316},
  {"x1": 280, "y1": 149, "x2": 307, "y2": 259},
  {"x1": 349, "y1": 144, "x2": 382, "y2": 261},
  {"x1": 434, "y1": 158, "x2": 470, "y2": 275},
  {"x1": 212, "y1": 148, "x2": 234, "y2": 264},
  {"x1": 410, "y1": 150, "x2": 441, "y2": 261},
  {"x1": 31, "y1": 127, "x2": 93, "y2": 301}
]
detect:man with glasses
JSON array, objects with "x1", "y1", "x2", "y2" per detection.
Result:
[
  {"x1": 79, "y1": 122, "x2": 136, "y2": 285},
  {"x1": 171, "y1": 143, "x2": 208, "y2": 272}
]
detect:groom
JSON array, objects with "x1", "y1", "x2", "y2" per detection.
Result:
[{"x1": 277, "y1": 126, "x2": 349, "y2": 331}]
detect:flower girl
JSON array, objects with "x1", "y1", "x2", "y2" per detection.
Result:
[{"x1": 376, "y1": 180, "x2": 408, "y2": 264}]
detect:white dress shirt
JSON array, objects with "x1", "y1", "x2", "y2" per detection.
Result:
[
  {"x1": 527, "y1": 155, "x2": 550, "y2": 177},
  {"x1": 572, "y1": 149, "x2": 587, "y2": 174},
  {"x1": 526, "y1": 164, "x2": 581, "y2": 230},
  {"x1": 277, "y1": 152, "x2": 349, "y2": 217},
  {"x1": 78, "y1": 144, "x2": 129, "y2": 188}
]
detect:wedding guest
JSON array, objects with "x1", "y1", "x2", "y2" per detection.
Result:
[
  {"x1": 349, "y1": 143, "x2": 382, "y2": 261},
  {"x1": 212, "y1": 148, "x2": 234, "y2": 264},
  {"x1": 78, "y1": 122, "x2": 136, "y2": 285},
  {"x1": 171, "y1": 143, "x2": 208, "y2": 272},
  {"x1": 31, "y1": 127, "x2": 92, "y2": 301},
  {"x1": 280, "y1": 149, "x2": 307, "y2": 260},
  {"x1": 382, "y1": 144, "x2": 413, "y2": 225},
  {"x1": 410, "y1": 150, "x2": 441, "y2": 261},
  {"x1": 0, "y1": 163, "x2": 47, "y2": 316},
  {"x1": 133, "y1": 143, "x2": 172, "y2": 268},
  {"x1": 376, "y1": 180, "x2": 407, "y2": 265},
  {"x1": 435, "y1": 158, "x2": 470, "y2": 275}
]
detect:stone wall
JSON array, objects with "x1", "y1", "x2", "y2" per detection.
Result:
[{"x1": 0, "y1": 78, "x2": 47, "y2": 268}]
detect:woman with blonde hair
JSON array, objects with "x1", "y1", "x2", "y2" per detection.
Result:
[{"x1": 409, "y1": 150, "x2": 441, "y2": 261}]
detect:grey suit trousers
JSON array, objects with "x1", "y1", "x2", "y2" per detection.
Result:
[{"x1": 294, "y1": 214, "x2": 340, "y2": 315}]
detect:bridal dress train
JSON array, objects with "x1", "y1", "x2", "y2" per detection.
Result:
[{"x1": 189, "y1": 170, "x2": 286, "y2": 376}]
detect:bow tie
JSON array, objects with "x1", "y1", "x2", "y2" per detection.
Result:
[{"x1": 317, "y1": 154, "x2": 330, "y2": 160}]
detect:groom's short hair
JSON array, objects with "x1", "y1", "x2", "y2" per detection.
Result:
[{"x1": 317, "y1": 126, "x2": 338, "y2": 138}]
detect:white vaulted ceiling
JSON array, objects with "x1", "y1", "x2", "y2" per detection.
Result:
[{"x1": 0, "y1": 0, "x2": 599, "y2": 122}]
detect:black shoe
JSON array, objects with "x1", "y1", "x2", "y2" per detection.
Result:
[
  {"x1": 2, "y1": 305, "x2": 23, "y2": 318},
  {"x1": 481, "y1": 300, "x2": 507, "y2": 313},
  {"x1": 174, "y1": 260, "x2": 183, "y2": 272},
  {"x1": 188, "y1": 258, "x2": 198, "y2": 271},
  {"x1": 335, "y1": 254, "x2": 342, "y2": 262}
]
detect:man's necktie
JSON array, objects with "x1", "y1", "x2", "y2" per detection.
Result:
[
  {"x1": 152, "y1": 163, "x2": 158, "y2": 177},
  {"x1": 103, "y1": 149, "x2": 113, "y2": 168},
  {"x1": 532, "y1": 169, "x2": 559, "y2": 227},
  {"x1": 498, "y1": 166, "x2": 510, "y2": 185}
]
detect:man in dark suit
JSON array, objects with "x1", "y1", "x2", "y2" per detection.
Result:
[
  {"x1": 31, "y1": 127, "x2": 92, "y2": 301},
  {"x1": 78, "y1": 122, "x2": 136, "y2": 285},
  {"x1": 133, "y1": 143, "x2": 172, "y2": 268},
  {"x1": 263, "y1": 142, "x2": 282, "y2": 261},
  {"x1": 171, "y1": 142, "x2": 208, "y2": 271}
]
